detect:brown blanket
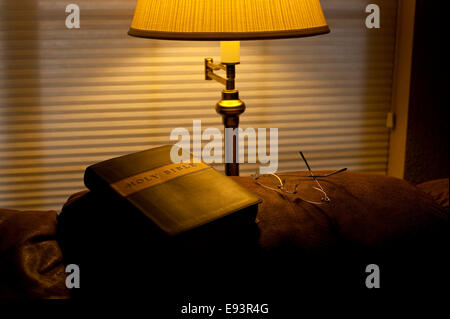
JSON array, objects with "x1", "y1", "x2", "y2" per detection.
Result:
[
  {"x1": 0, "y1": 171, "x2": 448, "y2": 298},
  {"x1": 232, "y1": 172, "x2": 447, "y2": 252},
  {"x1": 0, "y1": 209, "x2": 70, "y2": 299}
]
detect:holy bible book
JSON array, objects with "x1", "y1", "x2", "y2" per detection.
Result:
[{"x1": 83, "y1": 145, "x2": 261, "y2": 239}]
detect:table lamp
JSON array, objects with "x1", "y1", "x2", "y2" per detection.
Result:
[{"x1": 128, "y1": 0, "x2": 329, "y2": 176}]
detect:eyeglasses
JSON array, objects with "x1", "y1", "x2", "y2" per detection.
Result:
[{"x1": 252, "y1": 151, "x2": 346, "y2": 205}]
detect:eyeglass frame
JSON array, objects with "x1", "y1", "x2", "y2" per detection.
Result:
[{"x1": 252, "y1": 151, "x2": 347, "y2": 205}]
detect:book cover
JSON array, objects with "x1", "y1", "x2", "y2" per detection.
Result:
[{"x1": 84, "y1": 145, "x2": 261, "y2": 237}]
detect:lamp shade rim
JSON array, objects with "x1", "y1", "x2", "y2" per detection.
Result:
[{"x1": 128, "y1": 26, "x2": 330, "y2": 41}]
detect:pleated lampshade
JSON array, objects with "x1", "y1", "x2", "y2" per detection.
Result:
[{"x1": 128, "y1": 0, "x2": 329, "y2": 40}]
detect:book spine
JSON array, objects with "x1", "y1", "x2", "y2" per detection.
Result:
[{"x1": 84, "y1": 165, "x2": 113, "y2": 195}]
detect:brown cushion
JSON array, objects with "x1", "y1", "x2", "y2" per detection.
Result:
[
  {"x1": 416, "y1": 178, "x2": 449, "y2": 210},
  {"x1": 231, "y1": 171, "x2": 448, "y2": 252},
  {"x1": 0, "y1": 209, "x2": 70, "y2": 299},
  {"x1": 61, "y1": 171, "x2": 448, "y2": 254},
  {"x1": 56, "y1": 171, "x2": 448, "y2": 295}
]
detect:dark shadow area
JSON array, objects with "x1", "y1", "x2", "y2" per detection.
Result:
[{"x1": 404, "y1": 0, "x2": 449, "y2": 184}]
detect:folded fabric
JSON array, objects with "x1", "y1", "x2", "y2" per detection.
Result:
[
  {"x1": 0, "y1": 209, "x2": 70, "y2": 299},
  {"x1": 417, "y1": 178, "x2": 449, "y2": 211}
]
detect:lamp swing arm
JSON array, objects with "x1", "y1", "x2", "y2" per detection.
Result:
[{"x1": 205, "y1": 58, "x2": 237, "y2": 90}]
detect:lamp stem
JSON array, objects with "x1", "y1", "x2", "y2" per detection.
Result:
[
  {"x1": 216, "y1": 75, "x2": 245, "y2": 177},
  {"x1": 205, "y1": 42, "x2": 244, "y2": 176},
  {"x1": 223, "y1": 62, "x2": 239, "y2": 176},
  {"x1": 224, "y1": 115, "x2": 240, "y2": 177},
  {"x1": 220, "y1": 42, "x2": 242, "y2": 176}
]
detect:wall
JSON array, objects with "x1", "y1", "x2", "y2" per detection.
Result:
[{"x1": 387, "y1": 0, "x2": 415, "y2": 179}]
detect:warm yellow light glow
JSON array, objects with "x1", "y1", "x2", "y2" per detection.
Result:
[
  {"x1": 219, "y1": 100, "x2": 244, "y2": 108},
  {"x1": 129, "y1": 0, "x2": 329, "y2": 41},
  {"x1": 221, "y1": 41, "x2": 240, "y2": 64}
]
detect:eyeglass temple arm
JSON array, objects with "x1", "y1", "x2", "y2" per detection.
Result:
[
  {"x1": 299, "y1": 151, "x2": 347, "y2": 177},
  {"x1": 299, "y1": 151, "x2": 313, "y2": 172},
  {"x1": 311, "y1": 168, "x2": 347, "y2": 177}
]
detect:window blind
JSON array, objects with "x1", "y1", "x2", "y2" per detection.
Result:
[{"x1": 0, "y1": 0, "x2": 398, "y2": 211}]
